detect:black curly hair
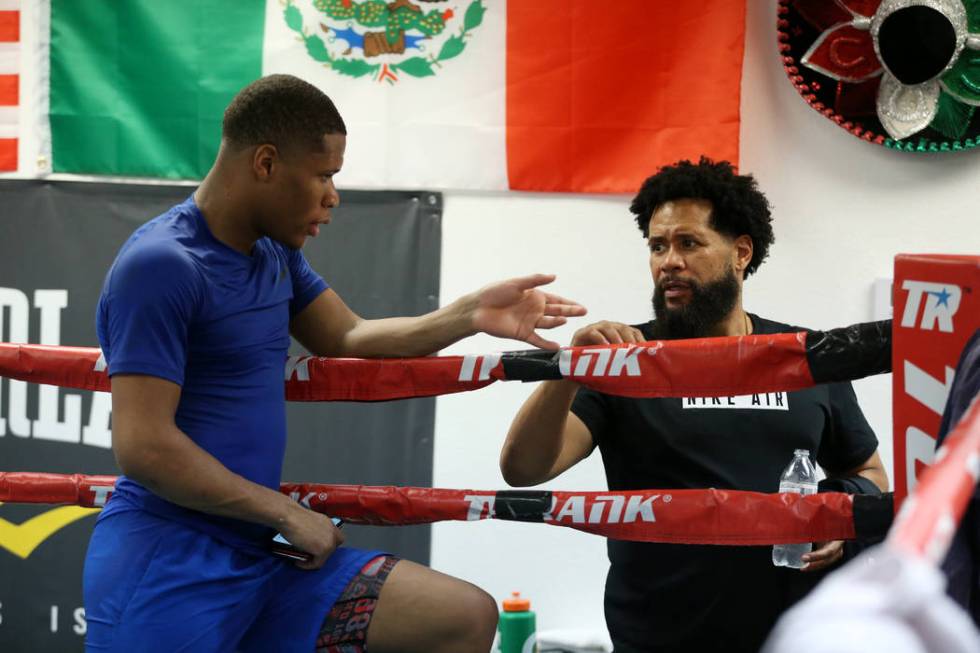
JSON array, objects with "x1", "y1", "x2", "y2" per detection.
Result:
[
  {"x1": 630, "y1": 157, "x2": 774, "y2": 278},
  {"x1": 223, "y1": 74, "x2": 346, "y2": 155}
]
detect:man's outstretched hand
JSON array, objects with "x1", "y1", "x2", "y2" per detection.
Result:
[{"x1": 468, "y1": 274, "x2": 587, "y2": 350}]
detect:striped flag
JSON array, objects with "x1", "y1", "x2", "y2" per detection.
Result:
[
  {"x1": 0, "y1": 0, "x2": 18, "y2": 172},
  {"x1": 46, "y1": 0, "x2": 745, "y2": 193}
]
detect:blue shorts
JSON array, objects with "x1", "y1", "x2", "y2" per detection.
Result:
[{"x1": 83, "y1": 509, "x2": 382, "y2": 652}]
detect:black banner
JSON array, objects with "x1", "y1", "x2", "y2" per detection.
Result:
[{"x1": 0, "y1": 180, "x2": 441, "y2": 651}]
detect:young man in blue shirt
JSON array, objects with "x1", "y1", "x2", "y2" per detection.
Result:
[{"x1": 84, "y1": 74, "x2": 585, "y2": 652}]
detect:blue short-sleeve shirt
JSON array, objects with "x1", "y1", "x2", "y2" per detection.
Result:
[{"x1": 96, "y1": 195, "x2": 328, "y2": 550}]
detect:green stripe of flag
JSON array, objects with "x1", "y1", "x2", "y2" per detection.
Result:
[{"x1": 50, "y1": 0, "x2": 265, "y2": 178}]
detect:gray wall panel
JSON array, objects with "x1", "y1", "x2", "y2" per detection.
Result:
[{"x1": 0, "y1": 180, "x2": 440, "y2": 651}]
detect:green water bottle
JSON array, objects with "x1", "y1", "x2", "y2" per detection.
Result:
[{"x1": 497, "y1": 592, "x2": 537, "y2": 653}]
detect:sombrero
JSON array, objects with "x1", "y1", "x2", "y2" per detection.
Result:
[{"x1": 778, "y1": 0, "x2": 980, "y2": 152}]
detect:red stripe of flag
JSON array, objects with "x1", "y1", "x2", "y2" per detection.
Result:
[
  {"x1": 0, "y1": 11, "x2": 18, "y2": 42},
  {"x1": 0, "y1": 74, "x2": 18, "y2": 105},
  {"x1": 506, "y1": 1, "x2": 745, "y2": 194},
  {"x1": 0, "y1": 138, "x2": 16, "y2": 171}
]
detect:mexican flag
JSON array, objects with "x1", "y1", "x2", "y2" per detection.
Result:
[{"x1": 46, "y1": 0, "x2": 745, "y2": 193}]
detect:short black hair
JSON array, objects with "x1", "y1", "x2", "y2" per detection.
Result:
[
  {"x1": 630, "y1": 157, "x2": 774, "y2": 277},
  {"x1": 222, "y1": 74, "x2": 346, "y2": 154}
]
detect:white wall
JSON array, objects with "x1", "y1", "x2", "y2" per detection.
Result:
[
  {"x1": 434, "y1": 191, "x2": 646, "y2": 642},
  {"x1": 431, "y1": 0, "x2": 980, "y2": 642}
]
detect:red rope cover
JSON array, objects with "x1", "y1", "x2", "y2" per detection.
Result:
[
  {"x1": 889, "y1": 398, "x2": 980, "y2": 562},
  {"x1": 0, "y1": 334, "x2": 813, "y2": 401},
  {"x1": 0, "y1": 472, "x2": 855, "y2": 545}
]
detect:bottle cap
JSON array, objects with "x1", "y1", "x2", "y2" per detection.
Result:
[
  {"x1": 794, "y1": 449, "x2": 810, "y2": 457},
  {"x1": 502, "y1": 592, "x2": 531, "y2": 612}
]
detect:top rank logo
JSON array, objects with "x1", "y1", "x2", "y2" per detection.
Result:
[
  {"x1": 900, "y1": 280, "x2": 962, "y2": 332},
  {"x1": 559, "y1": 344, "x2": 660, "y2": 378},
  {"x1": 283, "y1": 0, "x2": 485, "y2": 84}
]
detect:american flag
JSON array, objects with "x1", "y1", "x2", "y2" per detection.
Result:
[{"x1": 0, "y1": 0, "x2": 18, "y2": 172}]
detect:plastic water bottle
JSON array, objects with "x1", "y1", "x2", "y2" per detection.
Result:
[
  {"x1": 495, "y1": 592, "x2": 538, "y2": 653},
  {"x1": 772, "y1": 448, "x2": 818, "y2": 569}
]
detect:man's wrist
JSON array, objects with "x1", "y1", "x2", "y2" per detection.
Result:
[
  {"x1": 269, "y1": 490, "x2": 304, "y2": 531},
  {"x1": 446, "y1": 292, "x2": 480, "y2": 340}
]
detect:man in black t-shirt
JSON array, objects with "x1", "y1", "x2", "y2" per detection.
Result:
[{"x1": 500, "y1": 158, "x2": 888, "y2": 653}]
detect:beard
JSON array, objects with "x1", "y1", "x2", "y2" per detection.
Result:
[{"x1": 651, "y1": 267, "x2": 740, "y2": 339}]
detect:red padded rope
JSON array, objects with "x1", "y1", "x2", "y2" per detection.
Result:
[
  {"x1": 0, "y1": 334, "x2": 813, "y2": 401},
  {"x1": 889, "y1": 398, "x2": 980, "y2": 563},
  {"x1": 0, "y1": 472, "x2": 857, "y2": 545}
]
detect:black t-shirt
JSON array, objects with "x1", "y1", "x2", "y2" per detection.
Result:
[{"x1": 570, "y1": 314, "x2": 879, "y2": 653}]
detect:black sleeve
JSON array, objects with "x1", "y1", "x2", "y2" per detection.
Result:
[
  {"x1": 815, "y1": 381, "x2": 879, "y2": 475},
  {"x1": 936, "y1": 328, "x2": 980, "y2": 448},
  {"x1": 570, "y1": 386, "x2": 610, "y2": 448}
]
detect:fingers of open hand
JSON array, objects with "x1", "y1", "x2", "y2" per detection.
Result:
[
  {"x1": 510, "y1": 273, "x2": 557, "y2": 291},
  {"x1": 801, "y1": 540, "x2": 843, "y2": 572},
  {"x1": 525, "y1": 331, "x2": 560, "y2": 351},
  {"x1": 536, "y1": 315, "x2": 568, "y2": 329},
  {"x1": 572, "y1": 322, "x2": 644, "y2": 347},
  {"x1": 541, "y1": 292, "x2": 587, "y2": 317}
]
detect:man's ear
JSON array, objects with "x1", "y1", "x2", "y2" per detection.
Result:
[
  {"x1": 733, "y1": 235, "x2": 753, "y2": 274},
  {"x1": 252, "y1": 144, "x2": 279, "y2": 181}
]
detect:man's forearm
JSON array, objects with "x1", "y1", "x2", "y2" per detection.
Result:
[
  {"x1": 340, "y1": 295, "x2": 478, "y2": 358},
  {"x1": 119, "y1": 426, "x2": 299, "y2": 531},
  {"x1": 500, "y1": 379, "x2": 580, "y2": 486}
]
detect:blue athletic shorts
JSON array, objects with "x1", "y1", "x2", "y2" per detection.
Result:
[{"x1": 83, "y1": 509, "x2": 382, "y2": 652}]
